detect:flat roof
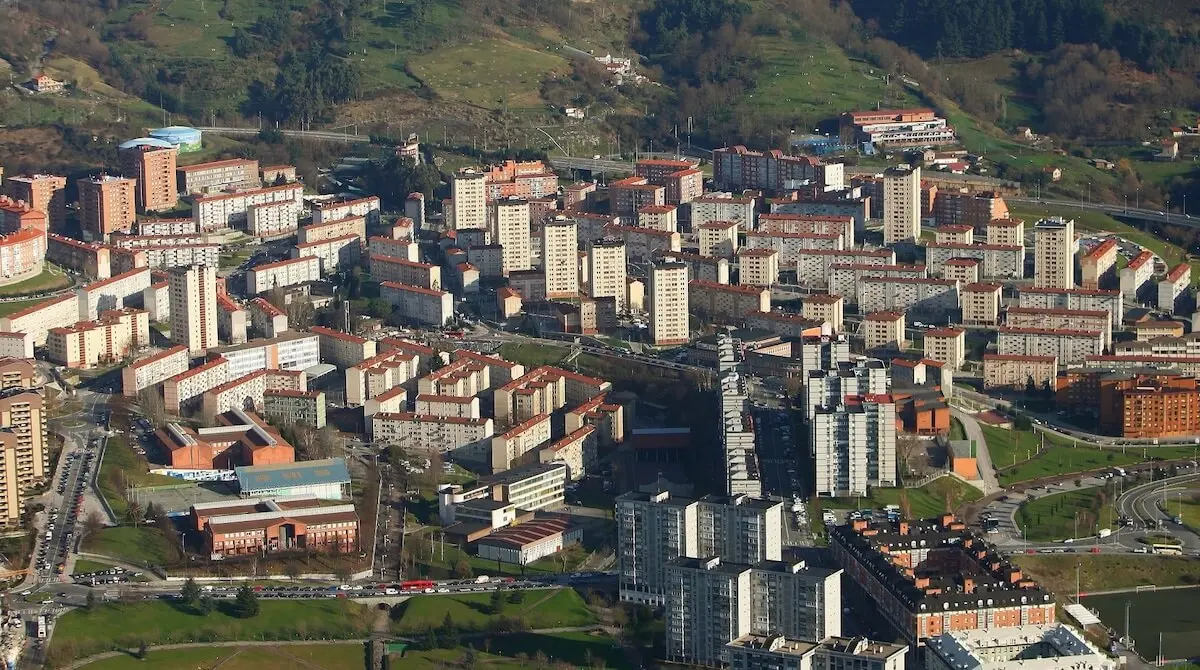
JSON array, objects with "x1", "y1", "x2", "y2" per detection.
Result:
[{"x1": 234, "y1": 458, "x2": 350, "y2": 492}]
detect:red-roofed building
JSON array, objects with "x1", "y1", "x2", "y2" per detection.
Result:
[{"x1": 475, "y1": 515, "x2": 582, "y2": 565}]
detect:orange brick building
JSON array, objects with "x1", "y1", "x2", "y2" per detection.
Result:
[
  {"x1": 191, "y1": 496, "x2": 358, "y2": 558},
  {"x1": 830, "y1": 514, "x2": 1055, "y2": 646},
  {"x1": 6, "y1": 174, "x2": 66, "y2": 231},
  {"x1": 483, "y1": 160, "x2": 558, "y2": 200},
  {"x1": 119, "y1": 139, "x2": 179, "y2": 213},
  {"x1": 1099, "y1": 372, "x2": 1199, "y2": 437},
  {"x1": 77, "y1": 175, "x2": 135, "y2": 241},
  {"x1": 155, "y1": 408, "x2": 294, "y2": 469}
]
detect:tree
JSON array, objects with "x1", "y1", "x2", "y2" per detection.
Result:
[
  {"x1": 507, "y1": 590, "x2": 524, "y2": 604},
  {"x1": 453, "y1": 558, "x2": 473, "y2": 579},
  {"x1": 437, "y1": 611, "x2": 459, "y2": 648},
  {"x1": 234, "y1": 583, "x2": 260, "y2": 618},
  {"x1": 461, "y1": 646, "x2": 478, "y2": 670},
  {"x1": 181, "y1": 577, "x2": 201, "y2": 607},
  {"x1": 197, "y1": 596, "x2": 214, "y2": 615},
  {"x1": 138, "y1": 387, "x2": 168, "y2": 427},
  {"x1": 285, "y1": 561, "x2": 302, "y2": 581},
  {"x1": 125, "y1": 499, "x2": 143, "y2": 527},
  {"x1": 137, "y1": 641, "x2": 148, "y2": 660},
  {"x1": 421, "y1": 626, "x2": 438, "y2": 650},
  {"x1": 85, "y1": 590, "x2": 96, "y2": 610},
  {"x1": 82, "y1": 510, "x2": 104, "y2": 538},
  {"x1": 489, "y1": 588, "x2": 504, "y2": 614}
]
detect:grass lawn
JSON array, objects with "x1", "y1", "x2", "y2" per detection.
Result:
[
  {"x1": 824, "y1": 477, "x2": 983, "y2": 518},
  {"x1": 999, "y1": 444, "x2": 1148, "y2": 487},
  {"x1": 949, "y1": 417, "x2": 966, "y2": 441},
  {"x1": 408, "y1": 38, "x2": 569, "y2": 110},
  {"x1": 1013, "y1": 554, "x2": 1200, "y2": 595},
  {"x1": 71, "y1": 559, "x2": 115, "y2": 575},
  {"x1": 0, "y1": 265, "x2": 70, "y2": 297},
  {"x1": 82, "y1": 526, "x2": 176, "y2": 567},
  {"x1": 982, "y1": 425, "x2": 1043, "y2": 471},
  {"x1": 391, "y1": 588, "x2": 595, "y2": 633},
  {"x1": 409, "y1": 534, "x2": 590, "y2": 580},
  {"x1": 496, "y1": 342, "x2": 566, "y2": 367},
  {"x1": 1016, "y1": 487, "x2": 1118, "y2": 541},
  {"x1": 488, "y1": 631, "x2": 631, "y2": 669},
  {"x1": 98, "y1": 434, "x2": 180, "y2": 519},
  {"x1": 50, "y1": 600, "x2": 372, "y2": 665},
  {"x1": 1176, "y1": 494, "x2": 1200, "y2": 528},
  {"x1": 79, "y1": 643, "x2": 366, "y2": 669},
  {"x1": 0, "y1": 297, "x2": 50, "y2": 319},
  {"x1": 1083, "y1": 590, "x2": 1200, "y2": 660}
]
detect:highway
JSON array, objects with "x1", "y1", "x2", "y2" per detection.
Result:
[{"x1": 196, "y1": 126, "x2": 372, "y2": 144}]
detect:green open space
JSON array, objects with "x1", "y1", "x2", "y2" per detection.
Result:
[
  {"x1": 391, "y1": 588, "x2": 595, "y2": 633},
  {"x1": 1016, "y1": 487, "x2": 1117, "y2": 541},
  {"x1": 1083, "y1": 590, "x2": 1200, "y2": 660},
  {"x1": 0, "y1": 297, "x2": 49, "y2": 319},
  {"x1": 82, "y1": 526, "x2": 176, "y2": 568},
  {"x1": 50, "y1": 600, "x2": 372, "y2": 665},
  {"x1": 97, "y1": 434, "x2": 180, "y2": 519},
  {"x1": 0, "y1": 265, "x2": 70, "y2": 297},
  {"x1": 495, "y1": 342, "x2": 567, "y2": 367},
  {"x1": 819, "y1": 476, "x2": 983, "y2": 519},
  {"x1": 1175, "y1": 494, "x2": 1200, "y2": 528},
  {"x1": 982, "y1": 425, "x2": 1049, "y2": 471},
  {"x1": 949, "y1": 418, "x2": 966, "y2": 441},
  {"x1": 396, "y1": 631, "x2": 630, "y2": 670},
  {"x1": 408, "y1": 534, "x2": 591, "y2": 580},
  {"x1": 71, "y1": 559, "x2": 115, "y2": 575},
  {"x1": 79, "y1": 643, "x2": 366, "y2": 670},
  {"x1": 408, "y1": 39, "x2": 569, "y2": 111},
  {"x1": 1012, "y1": 554, "x2": 1200, "y2": 595}
]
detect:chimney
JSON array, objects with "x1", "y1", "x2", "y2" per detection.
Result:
[
  {"x1": 939, "y1": 513, "x2": 955, "y2": 528},
  {"x1": 962, "y1": 577, "x2": 975, "y2": 594},
  {"x1": 852, "y1": 519, "x2": 869, "y2": 532},
  {"x1": 915, "y1": 577, "x2": 930, "y2": 589},
  {"x1": 899, "y1": 521, "x2": 909, "y2": 535}
]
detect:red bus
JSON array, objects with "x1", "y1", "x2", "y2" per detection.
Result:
[{"x1": 401, "y1": 580, "x2": 436, "y2": 591}]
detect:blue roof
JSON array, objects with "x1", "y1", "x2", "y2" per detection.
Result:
[
  {"x1": 235, "y1": 458, "x2": 350, "y2": 492},
  {"x1": 119, "y1": 137, "x2": 176, "y2": 150},
  {"x1": 149, "y1": 126, "x2": 202, "y2": 140}
]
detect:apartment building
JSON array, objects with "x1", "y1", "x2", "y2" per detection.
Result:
[
  {"x1": 796, "y1": 294, "x2": 843, "y2": 331},
  {"x1": 491, "y1": 413, "x2": 553, "y2": 472},
  {"x1": 923, "y1": 328, "x2": 966, "y2": 369},
  {"x1": 997, "y1": 327, "x2": 1104, "y2": 364},
  {"x1": 727, "y1": 635, "x2": 907, "y2": 670},
  {"x1": 345, "y1": 348, "x2": 420, "y2": 407},
  {"x1": 246, "y1": 256, "x2": 320, "y2": 295},
  {"x1": 941, "y1": 258, "x2": 980, "y2": 283},
  {"x1": 691, "y1": 193, "x2": 757, "y2": 231},
  {"x1": 829, "y1": 264, "x2": 926, "y2": 303},
  {"x1": 601, "y1": 223, "x2": 681, "y2": 262},
  {"x1": 0, "y1": 224, "x2": 45, "y2": 282},
  {"x1": 439, "y1": 463, "x2": 566, "y2": 525},
  {"x1": 168, "y1": 265, "x2": 218, "y2": 355},
  {"x1": 372, "y1": 412, "x2": 494, "y2": 461},
  {"x1": 924, "y1": 242, "x2": 1024, "y2": 279},
  {"x1": 298, "y1": 215, "x2": 366, "y2": 245},
  {"x1": 1133, "y1": 320, "x2": 1185, "y2": 341},
  {"x1": 369, "y1": 236, "x2": 419, "y2": 263},
  {"x1": 538, "y1": 219, "x2": 579, "y2": 299},
  {"x1": 363, "y1": 386, "x2": 407, "y2": 419},
  {"x1": 811, "y1": 394, "x2": 896, "y2": 496},
  {"x1": 1033, "y1": 218, "x2": 1075, "y2": 289},
  {"x1": 379, "y1": 281, "x2": 454, "y2": 326},
  {"x1": 78, "y1": 175, "x2": 135, "y2": 240},
  {"x1": 247, "y1": 297, "x2": 288, "y2": 338},
  {"x1": 261, "y1": 165, "x2": 297, "y2": 185},
  {"x1": 637, "y1": 205, "x2": 678, "y2": 233},
  {"x1": 926, "y1": 625, "x2": 1113, "y2": 670},
  {"x1": 658, "y1": 250, "x2": 730, "y2": 285},
  {"x1": 162, "y1": 356, "x2": 228, "y2": 412},
  {"x1": 138, "y1": 218, "x2": 197, "y2": 236},
  {"x1": 882, "y1": 167, "x2": 920, "y2": 245},
  {"x1": 689, "y1": 280, "x2": 770, "y2": 321},
  {"x1": 803, "y1": 359, "x2": 888, "y2": 422},
  {"x1": 759, "y1": 213, "x2": 855, "y2": 247},
  {"x1": 0, "y1": 196, "x2": 48, "y2": 236},
  {"x1": 293, "y1": 234, "x2": 361, "y2": 275},
  {"x1": 796, "y1": 248, "x2": 897, "y2": 289},
  {"x1": 1117, "y1": 252, "x2": 1155, "y2": 304},
  {"x1": 635, "y1": 159, "x2": 704, "y2": 204},
  {"x1": 311, "y1": 325, "x2": 377, "y2": 368},
  {"x1": 934, "y1": 224, "x2": 973, "y2": 245},
  {"x1": 191, "y1": 184, "x2": 304, "y2": 232},
  {"x1": 6, "y1": 174, "x2": 66, "y2": 230},
  {"x1": 450, "y1": 170, "x2": 487, "y2": 230},
  {"x1": 0, "y1": 389, "x2": 48, "y2": 527},
  {"x1": 176, "y1": 158, "x2": 260, "y2": 194},
  {"x1": 842, "y1": 108, "x2": 956, "y2": 146},
  {"x1": 419, "y1": 358, "x2": 489, "y2": 398},
  {"x1": 587, "y1": 238, "x2": 628, "y2": 312},
  {"x1": 210, "y1": 333, "x2": 319, "y2": 382},
  {"x1": 932, "y1": 191, "x2": 1008, "y2": 229},
  {"x1": 857, "y1": 277, "x2": 959, "y2": 318},
  {"x1": 46, "y1": 309, "x2": 148, "y2": 369},
  {"x1": 369, "y1": 254, "x2": 441, "y2": 290},
  {"x1": 863, "y1": 312, "x2": 905, "y2": 351},
  {"x1": 118, "y1": 141, "x2": 178, "y2": 213},
  {"x1": 489, "y1": 198, "x2": 532, "y2": 274},
  {"x1": 77, "y1": 267, "x2": 151, "y2": 321},
  {"x1": 713, "y1": 146, "x2": 844, "y2": 192},
  {"x1": 1080, "y1": 238, "x2": 1117, "y2": 290},
  {"x1": 1017, "y1": 287, "x2": 1123, "y2": 327},
  {"x1": 312, "y1": 196, "x2": 380, "y2": 226},
  {"x1": 415, "y1": 394, "x2": 480, "y2": 420},
  {"x1": 649, "y1": 261, "x2": 690, "y2": 345},
  {"x1": 1005, "y1": 307, "x2": 1111, "y2": 349},
  {"x1": 986, "y1": 218, "x2": 1024, "y2": 247},
  {"x1": 745, "y1": 231, "x2": 843, "y2": 268},
  {"x1": 244, "y1": 200, "x2": 297, "y2": 238},
  {"x1": 698, "y1": 221, "x2": 740, "y2": 258},
  {"x1": 480, "y1": 160, "x2": 557, "y2": 202},
  {"x1": 122, "y1": 344, "x2": 190, "y2": 397},
  {"x1": 0, "y1": 294, "x2": 79, "y2": 346},
  {"x1": 830, "y1": 516, "x2": 1055, "y2": 646},
  {"x1": 609, "y1": 176, "x2": 666, "y2": 218},
  {"x1": 262, "y1": 389, "x2": 327, "y2": 429},
  {"x1": 1158, "y1": 262, "x2": 1191, "y2": 312},
  {"x1": 737, "y1": 249, "x2": 779, "y2": 287},
  {"x1": 982, "y1": 354, "x2": 1057, "y2": 390}
]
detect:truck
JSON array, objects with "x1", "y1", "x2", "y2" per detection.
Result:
[
  {"x1": 474, "y1": 575, "x2": 491, "y2": 584},
  {"x1": 1098, "y1": 528, "x2": 1112, "y2": 538}
]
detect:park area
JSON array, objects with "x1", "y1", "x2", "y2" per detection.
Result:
[
  {"x1": 1083, "y1": 590, "x2": 1200, "y2": 660},
  {"x1": 1017, "y1": 486, "x2": 1118, "y2": 542},
  {"x1": 1012, "y1": 554, "x2": 1200, "y2": 595},
  {"x1": 391, "y1": 588, "x2": 596, "y2": 634},
  {"x1": 79, "y1": 643, "x2": 366, "y2": 669}
]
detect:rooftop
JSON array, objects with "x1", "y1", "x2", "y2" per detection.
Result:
[{"x1": 234, "y1": 458, "x2": 350, "y2": 493}]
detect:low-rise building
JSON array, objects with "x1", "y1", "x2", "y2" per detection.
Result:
[
  {"x1": 157, "y1": 407, "x2": 294, "y2": 469},
  {"x1": 858, "y1": 277, "x2": 958, "y2": 318},
  {"x1": 925, "y1": 624, "x2": 1115, "y2": 670},
  {"x1": 997, "y1": 327, "x2": 1104, "y2": 364},
  {"x1": 475, "y1": 516, "x2": 583, "y2": 565},
  {"x1": 311, "y1": 325, "x2": 377, "y2": 368},
  {"x1": 1005, "y1": 307, "x2": 1112, "y2": 349},
  {"x1": 690, "y1": 280, "x2": 770, "y2": 321},
  {"x1": 983, "y1": 354, "x2": 1057, "y2": 390},
  {"x1": 379, "y1": 281, "x2": 453, "y2": 326},
  {"x1": 192, "y1": 495, "x2": 357, "y2": 558},
  {"x1": 234, "y1": 458, "x2": 349, "y2": 500},
  {"x1": 372, "y1": 412, "x2": 494, "y2": 462},
  {"x1": 293, "y1": 234, "x2": 361, "y2": 275},
  {"x1": 1133, "y1": 320, "x2": 1185, "y2": 341},
  {"x1": 261, "y1": 389, "x2": 326, "y2": 428},
  {"x1": 246, "y1": 256, "x2": 320, "y2": 295},
  {"x1": 437, "y1": 462, "x2": 567, "y2": 523}
]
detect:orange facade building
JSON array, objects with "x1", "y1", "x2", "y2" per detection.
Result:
[
  {"x1": 191, "y1": 496, "x2": 358, "y2": 558},
  {"x1": 155, "y1": 408, "x2": 294, "y2": 469},
  {"x1": 78, "y1": 175, "x2": 135, "y2": 241},
  {"x1": 120, "y1": 141, "x2": 179, "y2": 213},
  {"x1": 1099, "y1": 372, "x2": 1200, "y2": 438},
  {"x1": 6, "y1": 174, "x2": 66, "y2": 231}
]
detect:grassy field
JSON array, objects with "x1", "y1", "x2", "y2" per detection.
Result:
[
  {"x1": 0, "y1": 297, "x2": 51, "y2": 319},
  {"x1": 50, "y1": 600, "x2": 372, "y2": 665},
  {"x1": 496, "y1": 342, "x2": 567, "y2": 367},
  {"x1": 0, "y1": 265, "x2": 70, "y2": 297},
  {"x1": 1016, "y1": 487, "x2": 1117, "y2": 541},
  {"x1": 82, "y1": 526, "x2": 176, "y2": 567},
  {"x1": 409, "y1": 535, "x2": 590, "y2": 579},
  {"x1": 97, "y1": 434, "x2": 179, "y2": 519},
  {"x1": 71, "y1": 559, "x2": 115, "y2": 575},
  {"x1": 1084, "y1": 590, "x2": 1200, "y2": 660},
  {"x1": 79, "y1": 643, "x2": 367, "y2": 669},
  {"x1": 820, "y1": 476, "x2": 983, "y2": 519},
  {"x1": 408, "y1": 39, "x2": 569, "y2": 110},
  {"x1": 981, "y1": 425, "x2": 1043, "y2": 470},
  {"x1": 1013, "y1": 554, "x2": 1200, "y2": 595},
  {"x1": 397, "y1": 631, "x2": 630, "y2": 670},
  {"x1": 391, "y1": 588, "x2": 595, "y2": 633},
  {"x1": 980, "y1": 424, "x2": 1181, "y2": 486},
  {"x1": 1176, "y1": 494, "x2": 1200, "y2": 528}
]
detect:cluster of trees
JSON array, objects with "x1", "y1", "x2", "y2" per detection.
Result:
[
  {"x1": 180, "y1": 578, "x2": 259, "y2": 618},
  {"x1": 361, "y1": 155, "x2": 443, "y2": 209},
  {"x1": 851, "y1": 0, "x2": 1200, "y2": 72}
]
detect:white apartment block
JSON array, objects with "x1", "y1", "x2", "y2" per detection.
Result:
[
  {"x1": 491, "y1": 198, "x2": 532, "y2": 273},
  {"x1": 121, "y1": 344, "x2": 190, "y2": 397},
  {"x1": 803, "y1": 358, "x2": 888, "y2": 422},
  {"x1": 246, "y1": 256, "x2": 320, "y2": 295},
  {"x1": 169, "y1": 265, "x2": 218, "y2": 355},
  {"x1": 690, "y1": 193, "x2": 756, "y2": 231},
  {"x1": 416, "y1": 394, "x2": 481, "y2": 420},
  {"x1": 689, "y1": 280, "x2": 770, "y2": 321},
  {"x1": 650, "y1": 261, "x2": 690, "y2": 346},
  {"x1": 1081, "y1": 238, "x2": 1117, "y2": 289},
  {"x1": 745, "y1": 232, "x2": 843, "y2": 267},
  {"x1": 601, "y1": 224, "x2": 681, "y2": 262},
  {"x1": 467, "y1": 245, "x2": 503, "y2": 279},
  {"x1": 419, "y1": 358, "x2": 490, "y2": 398},
  {"x1": 923, "y1": 327, "x2": 966, "y2": 369},
  {"x1": 1158, "y1": 263, "x2": 1191, "y2": 311},
  {"x1": 987, "y1": 218, "x2": 1024, "y2": 247},
  {"x1": 802, "y1": 294, "x2": 845, "y2": 331},
  {"x1": 77, "y1": 267, "x2": 151, "y2": 321},
  {"x1": 311, "y1": 325, "x2": 377, "y2": 368},
  {"x1": 587, "y1": 238, "x2": 628, "y2": 312},
  {"x1": 138, "y1": 218, "x2": 197, "y2": 236},
  {"x1": 1017, "y1": 287, "x2": 1123, "y2": 327},
  {"x1": 857, "y1": 276, "x2": 959, "y2": 317},
  {"x1": 177, "y1": 158, "x2": 259, "y2": 194},
  {"x1": 450, "y1": 170, "x2": 487, "y2": 230},
  {"x1": 1033, "y1": 217, "x2": 1075, "y2": 289},
  {"x1": 373, "y1": 413, "x2": 494, "y2": 459},
  {"x1": 369, "y1": 253, "x2": 442, "y2": 290},
  {"x1": 0, "y1": 293, "x2": 79, "y2": 346},
  {"x1": 216, "y1": 294, "x2": 247, "y2": 346},
  {"x1": 961, "y1": 282, "x2": 1002, "y2": 326},
  {"x1": 941, "y1": 258, "x2": 980, "y2": 283},
  {"x1": 982, "y1": 354, "x2": 1058, "y2": 390},
  {"x1": 728, "y1": 636, "x2": 907, "y2": 670},
  {"x1": 935, "y1": 224, "x2": 973, "y2": 245},
  {"x1": 453, "y1": 348, "x2": 525, "y2": 385},
  {"x1": 659, "y1": 251, "x2": 730, "y2": 285},
  {"x1": 863, "y1": 312, "x2": 905, "y2": 350},
  {"x1": 883, "y1": 166, "x2": 920, "y2": 245},
  {"x1": 191, "y1": 184, "x2": 304, "y2": 232},
  {"x1": 924, "y1": 242, "x2": 1024, "y2": 279},
  {"x1": 997, "y1": 327, "x2": 1104, "y2": 364},
  {"x1": 538, "y1": 425, "x2": 598, "y2": 481},
  {"x1": 247, "y1": 200, "x2": 301, "y2": 239},
  {"x1": 135, "y1": 244, "x2": 221, "y2": 270},
  {"x1": 829, "y1": 264, "x2": 926, "y2": 303},
  {"x1": 363, "y1": 386, "x2": 407, "y2": 419},
  {"x1": 542, "y1": 219, "x2": 579, "y2": 299},
  {"x1": 293, "y1": 234, "x2": 361, "y2": 275},
  {"x1": 212, "y1": 332, "x2": 320, "y2": 379},
  {"x1": 369, "y1": 236, "x2": 419, "y2": 262},
  {"x1": 298, "y1": 216, "x2": 366, "y2": 245},
  {"x1": 346, "y1": 349, "x2": 420, "y2": 407},
  {"x1": 1006, "y1": 307, "x2": 1112, "y2": 349},
  {"x1": 1120, "y1": 250, "x2": 1154, "y2": 299},
  {"x1": 811, "y1": 395, "x2": 897, "y2": 496},
  {"x1": 491, "y1": 413, "x2": 553, "y2": 472},
  {"x1": 143, "y1": 282, "x2": 169, "y2": 323},
  {"x1": 163, "y1": 356, "x2": 229, "y2": 412},
  {"x1": 737, "y1": 249, "x2": 779, "y2": 287},
  {"x1": 758, "y1": 213, "x2": 855, "y2": 248},
  {"x1": 201, "y1": 370, "x2": 271, "y2": 422},
  {"x1": 312, "y1": 196, "x2": 380, "y2": 226},
  {"x1": 698, "y1": 221, "x2": 740, "y2": 258},
  {"x1": 637, "y1": 205, "x2": 678, "y2": 233},
  {"x1": 379, "y1": 281, "x2": 453, "y2": 326},
  {"x1": 247, "y1": 297, "x2": 288, "y2": 338},
  {"x1": 796, "y1": 248, "x2": 897, "y2": 289}
]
